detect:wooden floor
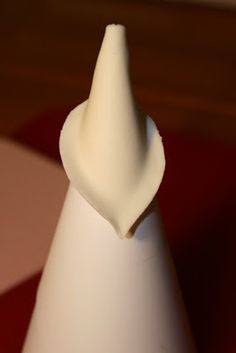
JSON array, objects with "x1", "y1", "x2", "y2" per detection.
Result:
[{"x1": 0, "y1": 1, "x2": 236, "y2": 143}]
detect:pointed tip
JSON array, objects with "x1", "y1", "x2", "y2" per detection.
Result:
[
  {"x1": 101, "y1": 23, "x2": 127, "y2": 57},
  {"x1": 105, "y1": 23, "x2": 126, "y2": 35},
  {"x1": 113, "y1": 222, "x2": 132, "y2": 240},
  {"x1": 116, "y1": 230, "x2": 133, "y2": 240},
  {"x1": 84, "y1": 22, "x2": 132, "y2": 126},
  {"x1": 115, "y1": 230, "x2": 128, "y2": 240},
  {"x1": 106, "y1": 23, "x2": 125, "y2": 30}
]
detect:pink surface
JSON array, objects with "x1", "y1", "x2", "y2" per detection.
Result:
[
  {"x1": 0, "y1": 140, "x2": 67, "y2": 294},
  {"x1": 0, "y1": 109, "x2": 235, "y2": 352}
]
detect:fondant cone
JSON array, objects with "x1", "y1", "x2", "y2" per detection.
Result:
[{"x1": 22, "y1": 24, "x2": 196, "y2": 353}]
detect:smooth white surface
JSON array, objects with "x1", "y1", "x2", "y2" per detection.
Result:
[
  {"x1": 23, "y1": 185, "x2": 196, "y2": 353},
  {"x1": 0, "y1": 139, "x2": 67, "y2": 294},
  {"x1": 60, "y1": 24, "x2": 165, "y2": 238}
]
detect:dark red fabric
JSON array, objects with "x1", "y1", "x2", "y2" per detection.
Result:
[
  {"x1": 0, "y1": 274, "x2": 41, "y2": 353},
  {"x1": 0, "y1": 109, "x2": 235, "y2": 352}
]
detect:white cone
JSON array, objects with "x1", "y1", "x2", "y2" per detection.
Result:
[
  {"x1": 22, "y1": 184, "x2": 196, "y2": 353},
  {"x1": 23, "y1": 23, "x2": 196, "y2": 352}
]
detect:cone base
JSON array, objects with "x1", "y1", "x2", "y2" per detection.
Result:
[{"x1": 23, "y1": 185, "x2": 196, "y2": 353}]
